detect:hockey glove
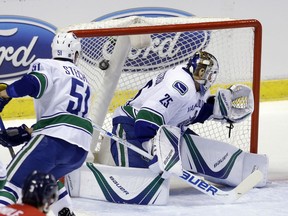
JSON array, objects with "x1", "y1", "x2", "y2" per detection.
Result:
[
  {"x1": 213, "y1": 84, "x2": 254, "y2": 123},
  {"x1": 0, "y1": 124, "x2": 31, "y2": 147},
  {"x1": 0, "y1": 83, "x2": 12, "y2": 112}
]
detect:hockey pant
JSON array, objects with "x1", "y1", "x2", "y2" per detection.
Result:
[
  {"x1": 111, "y1": 116, "x2": 150, "y2": 168},
  {"x1": 0, "y1": 134, "x2": 87, "y2": 207}
]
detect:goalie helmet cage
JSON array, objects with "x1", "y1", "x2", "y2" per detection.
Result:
[{"x1": 61, "y1": 16, "x2": 261, "y2": 160}]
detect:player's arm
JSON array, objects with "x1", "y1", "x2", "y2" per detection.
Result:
[
  {"x1": 192, "y1": 95, "x2": 215, "y2": 123},
  {"x1": 4, "y1": 74, "x2": 41, "y2": 99},
  {"x1": 0, "y1": 83, "x2": 12, "y2": 112},
  {"x1": 134, "y1": 109, "x2": 163, "y2": 142},
  {"x1": 127, "y1": 78, "x2": 162, "y2": 141},
  {"x1": 1, "y1": 60, "x2": 51, "y2": 100}
]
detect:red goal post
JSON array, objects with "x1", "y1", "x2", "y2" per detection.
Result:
[{"x1": 60, "y1": 16, "x2": 262, "y2": 161}]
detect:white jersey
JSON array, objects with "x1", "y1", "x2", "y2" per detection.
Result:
[
  {"x1": 114, "y1": 65, "x2": 210, "y2": 128},
  {"x1": 29, "y1": 58, "x2": 93, "y2": 151}
]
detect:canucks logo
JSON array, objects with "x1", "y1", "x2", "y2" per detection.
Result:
[
  {"x1": 83, "y1": 7, "x2": 211, "y2": 73},
  {"x1": 173, "y1": 81, "x2": 188, "y2": 95}
]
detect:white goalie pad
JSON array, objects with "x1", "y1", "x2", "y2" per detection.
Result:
[
  {"x1": 65, "y1": 163, "x2": 170, "y2": 205},
  {"x1": 148, "y1": 125, "x2": 183, "y2": 178},
  {"x1": 180, "y1": 133, "x2": 268, "y2": 187},
  {"x1": 213, "y1": 84, "x2": 254, "y2": 123}
]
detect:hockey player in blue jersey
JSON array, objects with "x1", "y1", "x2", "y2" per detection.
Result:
[
  {"x1": 0, "y1": 32, "x2": 93, "y2": 215},
  {"x1": 110, "y1": 50, "x2": 268, "y2": 188}
]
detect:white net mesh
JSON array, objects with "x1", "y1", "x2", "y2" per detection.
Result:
[{"x1": 60, "y1": 16, "x2": 260, "y2": 161}]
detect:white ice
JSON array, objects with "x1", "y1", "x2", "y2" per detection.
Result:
[{"x1": 1, "y1": 100, "x2": 288, "y2": 216}]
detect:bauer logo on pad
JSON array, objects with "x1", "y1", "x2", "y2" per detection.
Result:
[{"x1": 0, "y1": 15, "x2": 56, "y2": 80}]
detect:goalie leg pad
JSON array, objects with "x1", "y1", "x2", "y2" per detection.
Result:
[
  {"x1": 242, "y1": 152, "x2": 268, "y2": 187},
  {"x1": 148, "y1": 125, "x2": 183, "y2": 178},
  {"x1": 65, "y1": 162, "x2": 170, "y2": 205},
  {"x1": 180, "y1": 133, "x2": 268, "y2": 187}
]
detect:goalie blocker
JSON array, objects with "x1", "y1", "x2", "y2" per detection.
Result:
[{"x1": 65, "y1": 125, "x2": 268, "y2": 205}]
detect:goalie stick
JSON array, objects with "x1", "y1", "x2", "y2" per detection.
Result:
[
  {"x1": 93, "y1": 124, "x2": 263, "y2": 204},
  {"x1": 0, "y1": 116, "x2": 16, "y2": 158}
]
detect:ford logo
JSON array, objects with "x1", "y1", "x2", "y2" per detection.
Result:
[
  {"x1": 0, "y1": 15, "x2": 56, "y2": 79},
  {"x1": 83, "y1": 7, "x2": 210, "y2": 73}
]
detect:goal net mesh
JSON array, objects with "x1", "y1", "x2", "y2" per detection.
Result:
[{"x1": 60, "y1": 16, "x2": 260, "y2": 163}]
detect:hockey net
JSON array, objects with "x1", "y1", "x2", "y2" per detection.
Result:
[{"x1": 60, "y1": 16, "x2": 262, "y2": 164}]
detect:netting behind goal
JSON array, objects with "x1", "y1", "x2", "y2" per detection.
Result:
[{"x1": 60, "y1": 16, "x2": 262, "y2": 163}]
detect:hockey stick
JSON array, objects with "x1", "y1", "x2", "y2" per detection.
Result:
[
  {"x1": 93, "y1": 124, "x2": 263, "y2": 204},
  {"x1": 93, "y1": 124, "x2": 153, "y2": 160},
  {"x1": 0, "y1": 116, "x2": 16, "y2": 158}
]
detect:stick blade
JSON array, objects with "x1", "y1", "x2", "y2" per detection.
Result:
[
  {"x1": 216, "y1": 170, "x2": 263, "y2": 203},
  {"x1": 234, "y1": 170, "x2": 263, "y2": 196}
]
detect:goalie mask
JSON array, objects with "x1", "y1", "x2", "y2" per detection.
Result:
[
  {"x1": 51, "y1": 32, "x2": 82, "y2": 64},
  {"x1": 187, "y1": 51, "x2": 219, "y2": 93}
]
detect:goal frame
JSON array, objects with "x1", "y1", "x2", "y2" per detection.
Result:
[{"x1": 69, "y1": 19, "x2": 262, "y2": 153}]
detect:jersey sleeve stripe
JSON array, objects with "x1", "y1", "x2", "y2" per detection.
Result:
[
  {"x1": 121, "y1": 105, "x2": 137, "y2": 119},
  {"x1": 136, "y1": 107, "x2": 165, "y2": 126},
  {"x1": 29, "y1": 72, "x2": 48, "y2": 98}
]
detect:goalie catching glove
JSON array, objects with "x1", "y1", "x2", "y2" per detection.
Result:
[
  {"x1": 213, "y1": 84, "x2": 254, "y2": 123},
  {"x1": 0, "y1": 124, "x2": 31, "y2": 147},
  {"x1": 0, "y1": 83, "x2": 12, "y2": 112}
]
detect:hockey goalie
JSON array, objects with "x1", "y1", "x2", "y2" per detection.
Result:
[{"x1": 66, "y1": 50, "x2": 268, "y2": 205}]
